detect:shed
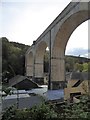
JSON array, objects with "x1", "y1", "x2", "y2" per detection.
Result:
[{"x1": 9, "y1": 75, "x2": 39, "y2": 90}]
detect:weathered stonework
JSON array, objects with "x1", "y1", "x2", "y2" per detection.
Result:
[{"x1": 25, "y1": 1, "x2": 90, "y2": 90}]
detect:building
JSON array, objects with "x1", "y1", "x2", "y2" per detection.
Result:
[
  {"x1": 9, "y1": 75, "x2": 39, "y2": 90},
  {"x1": 64, "y1": 72, "x2": 89, "y2": 101}
]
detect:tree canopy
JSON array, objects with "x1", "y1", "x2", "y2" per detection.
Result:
[{"x1": 2, "y1": 37, "x2": 30, "y2": 83}]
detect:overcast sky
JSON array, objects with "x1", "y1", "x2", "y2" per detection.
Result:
[{"x1": 0, "y1": 0, "x2": 89, "y2": 57}]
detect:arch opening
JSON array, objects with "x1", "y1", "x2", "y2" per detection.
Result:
[
  {"x1": 65, "y1": 20, "x2": 89, "y2": 73},
  {"x1": 34, "y1": 41, "x2": 49, "y2": 85},
  {"x1": 65, "y1": 20, "x2": 88, "y2": 57}
]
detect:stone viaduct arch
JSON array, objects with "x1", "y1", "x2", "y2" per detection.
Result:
[
  {"x1": 34, "y1": 41, "x2": 48, "y2": 83},
  {"x1": 25, "y1": 1, "x2": 90, "y2": 89}
]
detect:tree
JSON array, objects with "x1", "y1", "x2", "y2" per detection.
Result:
[
  {"x1": 74, "y1": 63, "x2": 83, "y2": 72},
  {"x1": 2, "y1": 103, "x2": 57, "y2": 120},
  {"x1": 2, "y1": 37, "x2": 30, "y2": 83},
  {"x1": 83, "y1": 63, "x2": 88, "y2": 72},
  {"x1": 88, "y1": 62, "x2": 90, "y2": 72}
]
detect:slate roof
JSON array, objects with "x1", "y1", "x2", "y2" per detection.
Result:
[
  {"x1": 9, "y1": 75, "x2": 39, "y2": 90},
  {"x1": 71, "y1": 72, "x2": 90, "y2": 80}
]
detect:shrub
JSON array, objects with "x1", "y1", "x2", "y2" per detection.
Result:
[{"x1": 2, "y1": 103, "x2": 57, "y2": 120}]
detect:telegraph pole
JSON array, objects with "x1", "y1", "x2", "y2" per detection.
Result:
[
  {"x1": 48, "y1": 30, "x2": 51, "y2": 90},
  {"x1": 32, "y1": 41, "x2": 36, "y2": 82},
  {"x1": 9, "y1": 65, "x2": 19, "y2": 109}
]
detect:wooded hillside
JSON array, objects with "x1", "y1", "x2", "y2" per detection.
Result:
[{"x1": 2, "y1": 37, "x2": 30, "y2": 83}]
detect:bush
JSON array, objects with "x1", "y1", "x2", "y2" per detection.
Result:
[
  {"x1": 2, "y1": 103, "x2": 57, "y2": 120},
  {"x1": 2, "y1": 106, "x2": 17, "y2": 120},
  {"x1": 57, "y1": 95, "x2": 90, "y2": 119},
  {"x1": 2, "y1": 95, "x2": 90, "y2": 119}
]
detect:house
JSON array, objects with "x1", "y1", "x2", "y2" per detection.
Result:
[
  {"x1": 9, "y1": 75, "x2": 39, "y2": 90},
  {"x1": 64, "y1": 72, "x2": 89, "y2": 101}
]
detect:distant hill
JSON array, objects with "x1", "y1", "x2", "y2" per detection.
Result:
[{"x1": 65, "y1": 55, "x2": 90, "y2": 63}]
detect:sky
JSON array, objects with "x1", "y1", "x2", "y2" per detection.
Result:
[{"x1": 0, "y1": 0, "x2": 89, "y2": 58}]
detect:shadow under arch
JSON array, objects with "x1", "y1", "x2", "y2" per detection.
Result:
[{"x1": 51, "y1": 10, "x2": 90, "y2": 89}]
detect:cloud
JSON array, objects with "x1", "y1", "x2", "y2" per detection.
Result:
[{"x1": 66, "y1": 48, "x2": 90, "y2": 58}]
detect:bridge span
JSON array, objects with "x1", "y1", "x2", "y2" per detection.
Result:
[{"x1": 25, "y1": 1, "x2": 90, "y2": 89}]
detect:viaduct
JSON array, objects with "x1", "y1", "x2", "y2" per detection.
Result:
[{"x1": 25, "y1": 1, "x2": 90, "y2": 90}]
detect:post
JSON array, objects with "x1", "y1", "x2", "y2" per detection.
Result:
[
  {"x1": 48, "y1": 30, "x2": 51, "y2": 90},
  {"x1": 32, "y1": 41, "x2": 36, "y2": 82},
  {"x1": 0, "y1": 38, "x2": 2, "y2": 118},
  {"x1": 33, "y1": 55, "x2": 35, "y2": 82}
]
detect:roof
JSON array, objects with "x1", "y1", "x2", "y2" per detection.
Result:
[
  {"x1": 71, "y1": 72, "x2": 90, "y2": 80},
  {"x1": 9, "y1": 75, "x2": 39, "y2": 89},
  {"x1": 0, "y1": 91, "x2": 6, "y2": 95},
  {"x1": 4, "y1": 94, "x2": 30, "y2": 100},
  {"x1": 43, "y1": 89, "x2": 64, "y2": 101},
  {"x1": 27, "y1": 87, "x2": 47, "y2": 96},
  {"x1": 9, "y1": 75, "x2": 28, "y2": 86},
  {"x1": 10, "y1": 90, "x2": 28, "y2": 94}
]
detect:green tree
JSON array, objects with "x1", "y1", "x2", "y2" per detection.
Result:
[
  {"x1": 2, "y1": 103, "x2": 57, "y2": 120},
  {"x1": 65, "y1": 56, "x2": 75, "y2": 72},
  {"x1": 83, "y1": 63, "x2": 88, "y2": 72},
  {"x1": 2, "y1": 37, "x2": 29, "y2": 83},
  {"x1": 88, "y1": 62, "x2": 90, "y2": 72},
  {"x1": 74, "y1": 63, "x2": 83, "y2": 72}
]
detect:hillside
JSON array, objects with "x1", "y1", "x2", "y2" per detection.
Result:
[
  {"x1": 1, "y1": 37, "x2": 30, "y2": 83},
  {"x1": 65, "y1": 55, "x2": 90, "y2": 72}
]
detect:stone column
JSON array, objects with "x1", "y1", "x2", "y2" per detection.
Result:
[
  {"x1": 34, "y1": 62, "x2": 44, "y2": 84},
  {"x1": 51, "y1": 56, "x2": 66, "y2": 89},
  {"x1": 26, "y1": 65, "x2": 33, "y2": 77}
]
